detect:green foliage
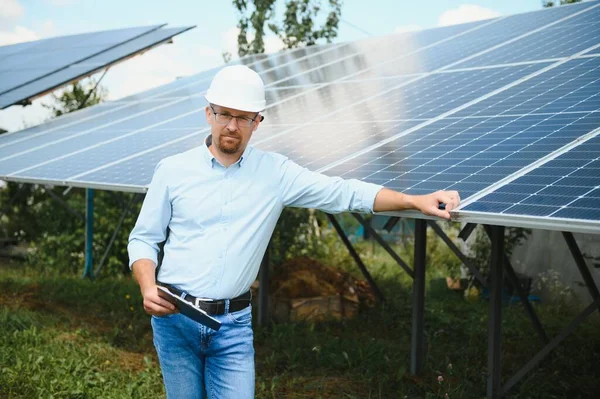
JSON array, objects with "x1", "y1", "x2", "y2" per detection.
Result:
[
  {"x1": 232, "y1": 0, "x2": 342, "y2": 57},
  {"x1": 269, "y1": 0, "x2": 342, "y2": 49},
  {"x1": 1, "y1": 266, "x2": 598, "y2": 398},
  {"x1": 0, "y1": 77, "x2": 141, "y2": 278},
  {"x1": 42, "y1": 78, "x2": 107, "y2": 117},
  {"x1": 543, "y1": 0, "x2": 582, "y2": 7},
  {"x1": 468, "y1": 225, "x2": 531, "y2": 282}
]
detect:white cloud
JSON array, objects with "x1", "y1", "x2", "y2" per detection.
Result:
[
  {"x1": 0, "y1": 25, "x2": 38, "y2": 45},
  {"x1": 394, "y1": 24, "x2": 423, "y2": 34},
  {"x1": 438, "y1": 4, "x2": 501, "y2": 27},
  {"x1": 103, "y1": 44, "x2": 203, "y2": 100},
  {"x1": 0, "y1": 0, "x2": 24, "y2": 21}
]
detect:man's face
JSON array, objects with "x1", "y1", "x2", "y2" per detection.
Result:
[{"x1": 205, "y1": 104, "x2": 261, "y2": 156}]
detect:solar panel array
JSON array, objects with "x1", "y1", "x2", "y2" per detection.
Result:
[
  {"x1": 0, "y1": 25, "x2": 194, "y2": 109},
  {"x1": 0, "y1": 1, "x2": 599, "y2": 234}
]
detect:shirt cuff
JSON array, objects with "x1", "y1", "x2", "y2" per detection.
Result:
[
  {"x1": 127, "y1": 239, "x2": 159, "y2": 269},
  {"x1": 359, "y1": 182, "x2": 384, "y2": 213}
]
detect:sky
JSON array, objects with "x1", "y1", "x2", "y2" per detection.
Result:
[{"x1": 0, "y1": 0, "x2": 551, "y2": 132}]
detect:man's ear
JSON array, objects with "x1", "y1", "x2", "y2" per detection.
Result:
[{"x1": 205, "y1": 106, "x2": 212, "y2": 124}]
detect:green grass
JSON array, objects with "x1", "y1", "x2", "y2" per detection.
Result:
[{"x1": 0, "y1": 257, "x2": 598, "y2": 398}]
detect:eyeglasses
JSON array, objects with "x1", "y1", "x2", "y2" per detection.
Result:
[{"x1": 210, "y1": 105, "x2": 264, "y2": 128}]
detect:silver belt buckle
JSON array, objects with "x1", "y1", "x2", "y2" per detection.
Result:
[{"x1": 194, "y1": 297, "x2": 213, "y2": 308}]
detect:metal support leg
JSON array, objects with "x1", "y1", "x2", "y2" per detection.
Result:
[
  {"x1": 427, "y1": 221, "x2": 487, "y2": 287},
  {"x1": 94, "y1": 194, "x2": 137, "y2": 277},
  {"x1": 257, "y1": 243, "x2": 270, "y2": 326},
  {"x1": 482, "y1": 226, "x2": 548, "y2": 344},
  {"x1": 83, "y1": 188, "x2": 94, "y2": 280},
  {"x1": 327, "y1": 213, "x2": 386, "y2": 303},
  {"x1": 458, "y1": 223, "x2": 477, "y2": 241},
  {"x1": 352, "y1": 213, "x2": 414, "y2": 278},
  {"x1": 46, "y1": 187, "x2": 84, "y2": 221},
  {"x1": 487, "y1": 225, "x2": 504, "y2": 399},
  {"x1": 502, "y1": 297, "x2": 600, "y2": 394},
  {"x1": 411, "y1": 219, "x2": 426, "y2": 375},
  {"x1": 562, "y1": 232, "x2": 600, "y2": 314}
]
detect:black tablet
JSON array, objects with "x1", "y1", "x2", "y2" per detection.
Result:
[{"x1": 157, "y1": 286, "x2": 222, "y2": 331}]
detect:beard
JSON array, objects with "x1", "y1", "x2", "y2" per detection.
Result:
[{"x1": 217, "y1": 134, "x2": 242, "y2": 154}]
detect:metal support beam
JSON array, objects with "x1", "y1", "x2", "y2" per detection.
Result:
[
  {"x1": 410, "y1": 219, "x2": 426, "y2": 375},
  {"x1": 352, "y1": 213, "x2": 414, "y2": 278},
  {"x1": 562, "y1": 232, "x2": 600, "y2": 314},
  {"x1": 483, "y1": 225, "x2": 548, "y2": 345},
  {"x1": 487, "y1": 225, "x2": 504, "y2": 399},
  {"x1": 427, "y1": 220, "x2": 487, "y2": 287},
  {"x1": 94, "y1": 194, "x2": 137, "y2": 277},
  {"x1": 257, "y1": 243, "x2": 270, "y2": 326},
  {"x1": 502, "y1": 297, "x2": 600, "y2": 394},
  {"x1": 327, "y1": 213, "x2": 386, "y2": 303},
  {"x1": 45, "y1": 186, "x2": 85, "y2": 221},
  {"x1": 458, "y1": 222, "x2": 477, "y2": 241},
  {"x1": 383, "y1": 216, "x2": 400, "y2": 232},
  {"x1": 83, "y1": 188, "x2": 94, "y2": 280}
]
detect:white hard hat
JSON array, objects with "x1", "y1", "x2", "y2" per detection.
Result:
[{"x1": 205, "y1": 65, "x2": 266, "y2": 112}]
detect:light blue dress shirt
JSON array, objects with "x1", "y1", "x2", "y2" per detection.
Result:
[{"x1": 128, "y1": 136, "x2": 383, "y2": 299}]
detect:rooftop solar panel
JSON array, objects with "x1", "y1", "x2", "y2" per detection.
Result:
[{"x1": 0, "y1": 25, "x2": 194, "y2": 109}]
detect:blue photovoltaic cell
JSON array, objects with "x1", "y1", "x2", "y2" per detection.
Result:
[
  {"x1": 462, "y1": 135, "x2": 600, "y2": 221},
  {"x1": 265, "y1": 63, "x2": 546, "y2": 125},
  {"x1": 73, "y1": 134, "x2": 206, "y2": 187},
  {"x1": 0, "y1": 98, "x2": 206, "y2": 160},
  {"x1": 0, "y1": 27, "x2": 193, "y2": 109},
  {"x1": 348, "y1": 1, "x2": 599, "y2": 79},
  {"x1": 323, "y1": 112, "x2": 599, "y2": 199},
  {"x1": 454, "y1": 6, "x2": 600, "y2": 68},
  {"x1": 0, "y1": 98, "x2": 208, "y2": 175},
  {"x1": 0, "y1": 25, "x2": 170, "y2": 109},
  {"x1": 454, "y1": 57, "x2": 600, "y2": 117}
]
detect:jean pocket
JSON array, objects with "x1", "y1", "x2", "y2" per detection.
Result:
[
  {"x1": 227, "y1": 305, "x2": 252, "y2": 324},
  {"x1": 152, "y1": 313, "x2": 178, "y2": 320}
]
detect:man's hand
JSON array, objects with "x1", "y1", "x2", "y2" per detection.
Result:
[
  {"x1": 142, "y1": 285, "x2": 179, "y2": 316},
  {"x1": 411, "y1": 190, "x2": 460, "y2": 220},
  {"x1": 373, "y1": 188, "x2": 460, "y2": 219}
]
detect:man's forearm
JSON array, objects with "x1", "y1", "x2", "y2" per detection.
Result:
[
  {"x1": 373, "y1": 188, "x2": 415, "y2": 212},
  {"x1": 132, "y1": 259, "x2": 158, "y2": 294},
  {"x1": 373, "y1": 188, "x2": 460, "y2": 220}
]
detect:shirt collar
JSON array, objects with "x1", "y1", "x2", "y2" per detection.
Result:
[{"x1": 201, "y1": 134, "x2": 251, "y2": 169}]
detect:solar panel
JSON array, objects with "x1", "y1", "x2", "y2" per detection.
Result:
[
  {"x1": 0, "y1": 1, "x2": 599, "y2": 233},
  {"x1": 0, "y1": 25, "x2": 194, "y2": 109}
]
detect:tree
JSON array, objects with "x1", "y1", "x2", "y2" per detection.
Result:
[
  {"x1": 0, "y1": 77, "x2": 138, "y2": 277},
  {"x1": 543, "y1": 0, "x2": 582, "y2": 7},
  {"x1": 43, "y1": 78, "x2": 107, "y2": 117},
  {"x1": 232, "y1": 0, "x2": 343, "y2": 57}
]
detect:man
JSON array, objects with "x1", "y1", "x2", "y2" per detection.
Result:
[{"x1": 128, "y1": 65, "x2": 460, "y2": 399}]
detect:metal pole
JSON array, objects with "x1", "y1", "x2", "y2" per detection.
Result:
[
  {"x1": 562, "y1": 232, "x2": 600, "y2": 314},
  {"x1": 257, "y1": 243, "x2": 270, "y2": 326},
  {"x1": 83, "y1": 188, "x2": 94, "y2": 280},
  {"x1": 352, "y1": 213, "x2": 414, "y2": 278},
  {"x1": 94, "y1": 194, "x2": 137, "y2": 277},
  {"x1": 487, "y1": 225, "x2": 504, "y2": 399},
  {"x1": 482, "y1": 225, "x2": 548, "y2": 344},
  {"x1": 327, "y1": 213, "x2": 386, "y2": 303},
  {"x1": 410, "y1": 219, "x2": 426, "y2": 375}
]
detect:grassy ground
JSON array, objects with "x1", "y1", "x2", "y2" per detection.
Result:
[{"x1": 0, "y1": 256, "x2": 598, "y2": 399}]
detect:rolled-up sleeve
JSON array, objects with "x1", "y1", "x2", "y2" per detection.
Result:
[
  {"x1": 127, "y1": 160, "x2": 172, "y2": 268},
  {"x1": 279, "y1": 157, "x2": 383, "y2": 213}
]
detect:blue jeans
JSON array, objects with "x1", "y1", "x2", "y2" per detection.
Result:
[{"x1": 151, "y1": 304, "x2": 255, "y2": 399}]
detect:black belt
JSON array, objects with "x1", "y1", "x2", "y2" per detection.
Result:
[{"x1": 158, "y1": 282, "x2": 251, "y2": 316}]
